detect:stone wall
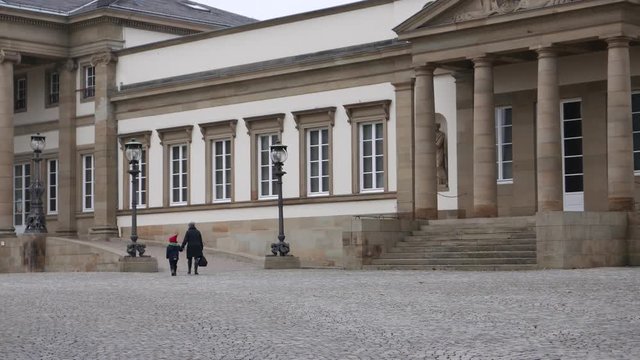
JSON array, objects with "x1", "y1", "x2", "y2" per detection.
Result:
[{"x1": 536, "y1": 211, "x2": 628, "y2": 269}]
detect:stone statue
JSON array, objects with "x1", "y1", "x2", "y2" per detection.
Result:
[{"x1": 435, "y1": 123, "x2": 448, "y2": 189}]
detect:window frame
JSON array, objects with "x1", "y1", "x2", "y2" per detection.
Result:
[
  {"x1": 81, "y1": 153, "x2": 94, "y2": 213},
  {"x1": 169, "y1": 144, "x2": 189, "y2": 206},
  {"x1": 119, "y1": 132, "x2": 151, "y2": 210},
  {"x1": 560, "y1": 98, "x2": 584, "y2": 195},
  {"x1": 344, "y1": 100, "x2": 391, "y2": 194},
  {"x1": 45, "y1": 69, "x2": 60, "y2": 108},
  {"x1": 47, "y1": 158, "x2": 58, "y2": 215},
  {"x1": 243, "y1": 114, "x2": 285, "y2": 201},
  {"x1": 293, "y1": 107, "x2": 335, "y2": 198},
  {"x1": 14, "y1": 74, "x2": 27, "y2": 112},
  {"x1": 495, "y1": 106, "x2": 514, "y2": 184},
  {"x1": 82, "y1": 65, "x2": 96, "y2": 100},
  {"x1": 199, "y1": 120, "x2": 237, "y2": 204},
  {"x1": 632, "y1": 91, "x2": 640, "y2": 174},
  {"x1": 158, "y1": 125, "x2": 193, "y2": 207},
  {"x1": 13, "y1": 162, "x2": 31, "y2": 228}
]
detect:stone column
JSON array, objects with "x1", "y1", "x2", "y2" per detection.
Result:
[
  {"x1": 89, "y1": 52, "x2": 119, "y2": 239},
  {"x1": 393, "y1": 79, "x2": 415, "y2": 219},
  {"x1": 0, "y1": 50, "x2": 20, "y2": 238},
  {"x1": 606, "y1": 37, "x2": 634, "y2": 211},
  {"x1": 472, "y1": 57, "x2": 497, "y2": 217},
  {"x1": 414, "y1": 65, "x2": 438, "y2": 219},
  {"x1": 536, "y1": 47, "x2": 563, "y2": 212},
  {"x1": 454, "y1": 71, "x2": 474, "y2": 218},
  {"x1": 56, "y1": 60, "x2": 78, "y2": 237}
]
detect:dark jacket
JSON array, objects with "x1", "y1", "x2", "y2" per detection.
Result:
[
  {"x1": 181, "y1": 226, "x2": 204, "y2": 258},
  {"x1": 166, "y1": 243, "x2": 182, "y2": 260}
]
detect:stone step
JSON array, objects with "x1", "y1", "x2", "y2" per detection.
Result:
[
  {"x1": 399, "y1": 238, "x2": 535, "y2": 247},
  {"x1": 362, "y1": 264, "x2": 539, "y2": 271},
  {"x1": 380, "y1": 251, "x2": 536, "y2": 259},
  {"x1": 390, "y1": 244, "x2": 537, "y2": 253},
  {"x1": 424, "y1": 216, "x2": 536, "y2": 227},
  {"x1": 369, "y1": 257, "x2": 537, "y2": 266},
  {"x1": 416, "y1": 226, "x2": 535, "y2": 234},
  {"x1": 407, "y1": 232, "x2": 536, "y2": 240}
]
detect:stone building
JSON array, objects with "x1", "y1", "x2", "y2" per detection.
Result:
[{"x1": 2, "y1": 0, "x2": 639, "y2": 270}]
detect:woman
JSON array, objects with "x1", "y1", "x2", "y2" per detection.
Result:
[{"x1": 180, "y1": 222, "x2": 204, "y2": 275}]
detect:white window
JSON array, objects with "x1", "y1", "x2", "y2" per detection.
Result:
[
  {"x1": 307, "y1": 128, "x2": 330, "y2": 196},
  {"x1": 47, "y1": 71, "x2": 59, "y2": 106},
  {"x1": 83, "y1": 66, "x2": 95, "y2": 99},
  {"x1": 82, "y1": 154, "x2": 94, "y2": 212},
  {"x1": 129, "y1": 149, "x2": 147, "y2": 208},
  {"x1": 633, "y1": 92, "x2": 640, "y2": 172},
  {"x1": 258, "y1": 134, "x2": 279, "y2": 199},
  {"x1": 47, "y1": 159, "x2": 58, "y2": 214},
  {"x1": 13, "y1": 163, "x2": 31, "y2": 228},
  {"x1": 213, "y1": 139, "x2": 232, "y2": 202},
  {"x1": 170, "y1": 144, "x2": 188, "y2": 205},
  {"x1": 496, "y1": 106, "x2": 513, "y2": 183},
  {"x1": 14, "y1": 76, "x2": 26, "y2": 111},
  {"x1": 359, "y1": 122, "x2": 384, "y2": 192}
]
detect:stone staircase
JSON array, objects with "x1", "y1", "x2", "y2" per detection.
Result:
[{"x1": 364, "y1": 216, "x2": 538, "y2": 271}]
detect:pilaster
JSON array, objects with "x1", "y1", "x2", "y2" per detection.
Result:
[
  {"x1": 0, "y1": 50, "x2": 20, "y2": 238},
  {"x1": 89, "y1": 51, "x2": 119, "y2": 239},
  {"x1": 392, "y1": 79, "x2": 415, "y2": 219}
]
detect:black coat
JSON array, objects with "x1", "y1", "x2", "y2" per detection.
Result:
[
  {"x1": 166, "y1": 243, "x2": 182, "y2": 260},
  {"x1": 181, "y1": 227, "x2": 204, "y2": 258}
]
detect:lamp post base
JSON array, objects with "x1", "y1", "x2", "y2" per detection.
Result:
[
  {"x1": 264, "y1": 255, "x2": 301, "y2": 270},
  {"x1": 119, "y1": 256, "x2": 158, "y2": 273}
]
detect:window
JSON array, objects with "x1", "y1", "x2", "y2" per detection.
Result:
[
  {"x1": 170, "y1": 144, "x2": 188, "y2": 205},
  {"x1": 82, "y1": 154, "x2": 94, "y2": 212},
  {"x1": 47, "y1": 159, "x2": 58, "y2": 214},
  {"x1": 199, "y1": 120, "x2": 237, "y2": 204},
  {"x1": 344, "y1": 100, "x2": 391, "y2": 194},
  {"x1": 561, "y1": 99, "x2": 584, "y2": 193},
  {"x1": 129, "y1": 149, "x2": 147, "y2": 208},
  {"x1": 119, "y1": 132, "x2": 151, "y2": 209},
  {"x1": 243, "y1": 114, "x2": 285, "y2": 201},
  {"x1": 496, "y1": 106, "x2": 513, "y2": 183},
  {"x1": 46, "y1": 70, "x2": 59, "y2": 107},
  {"x1": 633, "y1": 92, "x2": 640, "y2": 172},
  {"x1": 13, "y1": 163, "x2": 31, "y2": 228},
  {"x1": 293, "y1": 107, "x2": 335, "y2": 197},
  {"x1": 14, "y1": 75, "x2": 26, "y2": 112},
  {"x1": 213, "y1": 139, "x2": 232, "y2": 202},
  {"x1": 83, "y1": 66, "x2": 95, "y2": 99}
]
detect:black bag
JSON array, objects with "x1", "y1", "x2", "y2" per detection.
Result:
[{"x1": 198, "y1": 255, "x2": 208, "y2": 267}]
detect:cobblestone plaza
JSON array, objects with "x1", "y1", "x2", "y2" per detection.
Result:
[{"x1": 0, "y1": 259, "x2": 639, "y2": 359}]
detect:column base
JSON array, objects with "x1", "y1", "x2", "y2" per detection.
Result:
[
  {"x1": 264, "y1": 255, "x2": 301, "y2": 269},
  {"x1": 538, "y1": 200, "x2": 563, "y2": 212},
  {"x1": 608, "y1": 197, "x2": 634, "y2": 211},
  {"x1": 415, "y1": 208, "x2": 438, "y2": 220},
  {"x1": 473, "y1": 205, "x2": 498, "y2": 218},
  {"x1": 88, "y1": 226, "x2": 119, "y2": 241}
]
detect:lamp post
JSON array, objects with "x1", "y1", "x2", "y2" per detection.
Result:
[
  {"x1": 25, "y1": 133, "x2": 47, "y2": 234},
  {"x1": 270, "y1": 142, "x2": 290, "y2": 256},
  {"x1": 124, "y1": 139, "x2": 146, "y2": 257}
]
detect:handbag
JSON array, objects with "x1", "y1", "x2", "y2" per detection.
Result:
[{"x1": 198, "y1": 255, "x2": 208, "y2": 267}]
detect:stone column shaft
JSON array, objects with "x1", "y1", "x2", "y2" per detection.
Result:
[
  {"x1": 454, "y1": 71, "x2": 474, "y2": 218},
  {"x1": 56, "y1": 60, "x2": 78, "y2": 236},
  {"x1": 89, "y1": 52, "x2": 119, "y2": 239},
  {"x1": 606, "y1": 37, "x2": 634, "y2": 211},
  {"x1": 393, "y1": 80, "x2": 415, "y2": 219},
  {"x1": 414, "y1": 65, "x2": 438, "y2": 219},
  {"x1": 0, "y1": 50, "x2": 20, "y2": 237},
  {"x1": 536, "y1": 47, "x2": 563, "y2": 212},
  {"x1": 472, "y1": 57, "x2": 498, "y2": 217}
]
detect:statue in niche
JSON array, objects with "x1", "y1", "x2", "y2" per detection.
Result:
[{"x1": 435, "y1": 123, "x2": 448, "y2": 190}]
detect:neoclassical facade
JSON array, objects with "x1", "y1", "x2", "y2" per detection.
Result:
[{"x1": 2, "y1": 0, "x2": 640, "y2": 269}]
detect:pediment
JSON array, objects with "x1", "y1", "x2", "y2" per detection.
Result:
[{"x1": 395, "y1": 0, "x2": 582, "y2": 34}]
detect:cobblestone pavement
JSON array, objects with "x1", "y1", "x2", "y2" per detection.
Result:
[{"x1": 1, "y1": 266, "x2": 639, "y2": 360}]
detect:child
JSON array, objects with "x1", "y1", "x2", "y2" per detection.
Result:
[{"x1": 166, "y1": 233, "x2": 182, "y2": 276}]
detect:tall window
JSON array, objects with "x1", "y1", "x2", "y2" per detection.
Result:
[
  {"x1": 83, "y1": 66, "x2": 95, "y2": 99},
  {"x1": 633, "y1": 92, "x2": 640, "y2": 172},
  {"x1": 130, "y1": 149, "x2": 147, "y2": 208},
  {"x1": 13, "y1": 163, "x2": 31, "y2": 228},
  {"x1": 14, "y1": 76, "x2": 27, "y2": 111},
  {"x1": 258, "y1": 134, "x2": 279, "y2": 199},
  {"x1": 47, "y1": 159, "x2": 58, "y2": 214},
  {"x1": 46, "y1": 70, "x2": 59, "y2": 106},
  {"x1": 496, "y1": 106, "x2": 513, "y2": 182},
  {"x1": 562, "y1": 99, "x2": 584, "y2": 193},
  {"x1": 359, "y1": 122, "x2": 384, "y2": 192},
  {"x1": 213, "y1": 139, "x2": 232, "y2": 202},
  {"x1": 307, "y1": 128, "x2": 330, "y2": 195},
  {"x1": 82, "y1": 154, "x2": 94, "y2": 212},
  {"x1": 170, "y1": 144, "x2": 188, "y2": 205}
]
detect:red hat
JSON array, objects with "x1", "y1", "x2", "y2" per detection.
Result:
[{"x1": 169, "y1": 234, "x2": 178, "y2": 243}]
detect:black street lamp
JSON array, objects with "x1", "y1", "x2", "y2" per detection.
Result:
[
  {"x1": 270, "y1": 142, "x2": 290, "y2": 256},
  {"x1": 124, "y1": 139, "x2": 146, "y2": 257},
  {"x1": 25, "y1": 133, "x2": 47, "y2": 234}
]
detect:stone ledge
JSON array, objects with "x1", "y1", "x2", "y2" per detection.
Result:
[{"x1": 264, "y1": 255, "x2": 301, "y2": 269}]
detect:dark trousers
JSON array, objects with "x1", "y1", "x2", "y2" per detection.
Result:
[
  {"x1": 169, "y1": 259, "x2": 178, "y2": 276},
  {"x1": 187, "y1": 257, "x2": 199, "y2": 274}
]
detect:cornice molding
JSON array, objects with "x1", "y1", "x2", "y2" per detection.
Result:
[
  {"x1": 198, "y1": 119, "x2": 238, "y2": 140},
  {"x1": 0, "y1": 49, "x2": 21, "y2": 64},
  {"x1": 156, "y1": 125, "x2": 194, "y2": 145},
  {"x1": 344, "y1": 100, "x2": 392, "y2": 123},
  {"x1": 70, "y1": 16, "x2": 199, "y2": 36},
  {"x1": 292, "y1": 107, "x2": 337, "y2": 129},
  {"x1": 0, "y1": 14, "x2": 66, "y2": 29}
]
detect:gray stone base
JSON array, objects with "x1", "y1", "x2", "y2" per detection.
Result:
[
  {"x1": 119, "y1": 256, "x2": 158, "y2": 273},
  {"x1": 264, "y1": 255, "x2": 301, "y2": 269}
]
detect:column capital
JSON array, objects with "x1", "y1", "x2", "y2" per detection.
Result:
[
  {"x1": 392, "y1": 79, "x2": 414, "y2": 92},
  {"x1": 534, "y1": 46, "x2": 559, "y2": 59},
  {"x1": 606, "y1": 36, "x2": 632, "y2": 49},
  {"x1": 0, "y1": 49, "x2": 21, "y2": 65},
  {"x1": 90, "y1": 51, "x2": 118, "y2": 67},
  {"x1": 414, "y1": 64, "x2": 437, "y2": 77},
  {"x1": 57, "y1": 59, "x2": 77, "y2": 73},
  {"x1": 471, "y1": 56, "x2": 494, "y2": 68}
]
